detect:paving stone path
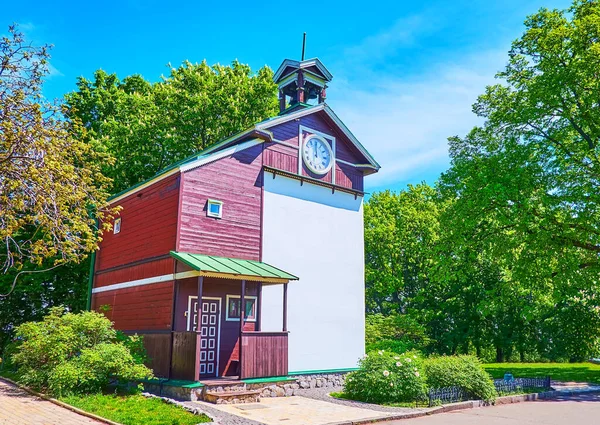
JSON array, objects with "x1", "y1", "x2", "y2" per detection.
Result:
[{"x1": 0, "y1": 379, "x2": 103, "y2": 425}]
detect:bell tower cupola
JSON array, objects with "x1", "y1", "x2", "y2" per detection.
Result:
[{"x1": 273, "y1": 39, "x2": 333, "y2": 113}]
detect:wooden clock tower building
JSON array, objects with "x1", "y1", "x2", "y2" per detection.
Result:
[{"x1": 90, "y1": 55, "x2": 380, "y2": 382}]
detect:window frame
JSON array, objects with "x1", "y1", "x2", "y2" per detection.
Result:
[
  {"x1": 225, "y1": 294, "x2": 257, "y2": 322},
  {"x1": 113, "y1": 217, "x2": 122, "y2": 234},
  {"x1": 207, "y1": 199, "x2": 224, "y2": 219}
]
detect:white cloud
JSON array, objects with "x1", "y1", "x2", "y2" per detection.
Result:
[
  {"x1": 18, "y1": 22, "x2": 36, "y2": 32},
  {"x1": 341, "y1": 15, "x2": 435, "y2": 67},
  {"x1": 47, "y1": 63, "x2": 64, "y2": 78},
  {"x1": 330, "y1": 48, "x2": 507, "y2": 189}
]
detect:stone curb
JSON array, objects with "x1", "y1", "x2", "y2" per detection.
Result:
[
  {"x1": 323, "y1": 387, "x2": 600, "y2": 425},
  {"x1": 0, "y1": 377, "x2": 123, "y2": 425}
]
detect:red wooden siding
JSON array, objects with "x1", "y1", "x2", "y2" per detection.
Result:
[
  {"x1": 95, "y1": 257, "x2": 174, "y2": 288},
  {"x1": 171, "y1": 331, "x2": 197, "y2": 380},
  {"x1": 336, "y1": 162, "x2": 364, "y2": 192},
  {"x1": 269, "y1": 119, "x2": 299, "y2": 146},
  {"x1": 96, "y1": 175, "x2": 180, "y2": 271},
  {"x1": 92, "y1": 281, "x2": 174, "y2": 331},
  {"x1": 263, "y1": 143, "x2": 298, "y2": 174},
  {"x1": 177, "y1": 144, "x2": 263, "y2": 260},
  {"x1": 174, "y1": 277, "x2": 258, "y2": 377},
  {"x1": 135, "y1": 332, "x2": 171, "y2": 378},
  {"x1": 240, "y1": 332, "x2": 288, "y2": 379},
  {"x1": 264, "y1": 111, "x2": 365, "y2": 191}
]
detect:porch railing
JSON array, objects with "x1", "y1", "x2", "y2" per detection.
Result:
[{"x1": 240, "y1": 331, "x2": 288, "y2": 379}]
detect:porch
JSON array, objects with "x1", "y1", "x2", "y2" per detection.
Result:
[{"x1": 166, "y1": 251, "x2": 298, "y2": 381}]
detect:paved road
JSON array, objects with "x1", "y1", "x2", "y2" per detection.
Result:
[
  {"x1": 385, "y1": 392, "x2": 600, "y2": 425},
  {"x1": 0, "y1": 379, "x2": 102, "y2": 425}
]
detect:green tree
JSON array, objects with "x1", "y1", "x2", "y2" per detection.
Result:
[
  {"x1": 437, "y1": 0, "x2": 600, "y2": 360},
  {"x1": 0, "y1": 25, "x2": 115, "y2": 273},
  {"x1": 65, "y1": 61, "x2": 278, "y2": 193},
  {"x1": 364, "y1": 184, "x2": 441, "y2": 315}
]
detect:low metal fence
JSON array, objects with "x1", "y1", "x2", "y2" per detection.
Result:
[
  {"x1": 493, "y1": 376, "x2": 551, "y2": 395},
  {"x1": 428, "y1": 376, "x2": 551, "y2": 406},
  {"x1": 428, "y1": 386, "x2": 469, "y2": 406}
]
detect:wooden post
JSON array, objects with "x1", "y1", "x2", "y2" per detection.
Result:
[
  {"x1": 256, "y1": 282, "x2": 263, "y2": 331},
  {"x1": 297, "y1": 71, "x2": 305, "y2": 103},
  {"x1": 194, "y1": 276, "x2": 204, "y2": 381},
  {"x1": 283, "y1": 282, "x2": 288, "y2": 332},
  {"x1": 279, "y1": 89, "x2": 285, "y2": 112},
  {"x1": 239, "y1": 279, "x2": 246, "y2": 378},
  {"x1": 168, "y1": 273, "x2": 179, "y2": 380}
]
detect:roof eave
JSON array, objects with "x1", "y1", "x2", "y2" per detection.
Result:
[{"x1": 107, "y1": 129, "x2": 273, "y2": 204}]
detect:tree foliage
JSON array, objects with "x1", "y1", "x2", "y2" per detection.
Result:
[
  {"x1": 364, "y1": 185, "x2": 441, "y2": 315},
  {"x1": 365, "y1": 0, "x2": 600, "y2": 362},
  {"x1": 65, "y1": 61, "x2": 278, "y2": 193},
  {"x1": 0, "y1": 28, "x2": 278, "y2": 351},
  {"x1": 0, "y1": 25, "x2": 116, "y2": 272}
]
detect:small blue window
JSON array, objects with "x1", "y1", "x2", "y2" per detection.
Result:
[{"x1": 207, "y1": 199, "x2": 223, "y2": 218}]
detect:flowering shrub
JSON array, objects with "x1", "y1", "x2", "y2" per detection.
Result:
[
  {"x1": 344, "y1": 350, "x2": 427, "y2": 404},
  {"x1": 11, "y1": 307, "x2": 152, "y2": 396},
  {"x1": 424, "y1": 355, "x2": 496, "y2": 402}
]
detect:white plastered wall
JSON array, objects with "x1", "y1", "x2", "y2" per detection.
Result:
[{"x1": 261, "y1": 174, "x2": 365, "y2": 372}]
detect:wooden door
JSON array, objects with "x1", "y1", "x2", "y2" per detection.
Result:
[{"x1": 187, "y1": 296, "x2": 221, "y2": 378}]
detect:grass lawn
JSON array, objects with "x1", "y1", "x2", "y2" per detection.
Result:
[
  {"x1": 483, "y1": 362, "x2": 600, "y2": 384},
  {"x1": 61, "y1": 393, "x2": 211, "y2": 425}
]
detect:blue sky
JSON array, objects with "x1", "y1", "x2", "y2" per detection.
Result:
[{"x1": 6, "y1": 0, "x2": 568, "y2": 193}]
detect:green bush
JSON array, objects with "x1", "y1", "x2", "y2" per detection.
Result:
[
  {"x1": 11, "y1": 307, "x2": 152, "y2": 396},
  {"x1": 424, "y1": 355, "x2": 496, "y2": 402},
  {"x1": 366, "y1": 339, "x2": 415, "y2": 355},
  {"x1": 344, "y1": 350, "x2": 427, "y2": 404},
  {"x1": 365, "y1": 313, "x2": 430, "y2": 348}
]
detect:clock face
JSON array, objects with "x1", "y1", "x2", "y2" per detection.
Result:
[{"x1": 302, "y1": 135, "x2": 333, "y2": 175}]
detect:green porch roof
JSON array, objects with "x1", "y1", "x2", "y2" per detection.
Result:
[{"x1": 171, "y1": 251, "x2": 299, "y2": 284}]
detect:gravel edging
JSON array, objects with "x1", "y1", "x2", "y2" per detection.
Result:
[
  {"x1": 182, "y1": 400, "x2": 266, "y2": 425},
  {"x1": 0, "y1": 376, "x2": 122, "y2": 425},
  {"x1": 295, "y1": 386, "x2": 433, "y2": 415},
  {"x1": 142, "y1": 392, "x2": 217, "y2": 424}
]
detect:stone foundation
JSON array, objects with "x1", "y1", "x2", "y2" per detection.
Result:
[
  {"x1": 247, "y1": 372, "x2": 348, "y2": 398},
  {"x1": 143, "y1": 383, "x2": 204, "y2": 401},
  {"x1": 294, "y1": 373, "x2": 347, "y2": 390},
  {"x1": 143, "y1": 372, "x2": 350, "y2": 402}
]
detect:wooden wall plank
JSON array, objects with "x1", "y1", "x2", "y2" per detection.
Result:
[
  {"x1": 177, "y1": 144, "x2": 263, "y2": 260},
  {"x1": 240, "y1": 333, "x2": 288, "y2": 379},
  {"x1": 92, "y1": 281, "x2": 174, "y2": 330},
  {"x1": 137, "y1": 333, "x2": 171, "y2": 378},
  {"x1": 96, "y1": 174, "x2": 180, "y2": 271},
  {"x1": 264, "y1": 111, "x2": 366, "y2": 191},
  {"x1": 171, "y1": 331, "x2": 197, "y2": 380},
  {"x1": 95, "y1": 257, "x2": 174, "y2": 288}
]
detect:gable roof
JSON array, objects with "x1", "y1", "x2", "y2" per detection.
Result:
[
  {"x1": 257, "y1": 103, "x2": 380, "y2": 170},
  {"x1": 108, "y1": 103, "x2": 379, "y2": 204},
  {"x1": 273, "y1": 58, "x2": 333, "y2": 83}
]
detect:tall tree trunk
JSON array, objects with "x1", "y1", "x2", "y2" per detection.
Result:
[{"x1": 496, "y1": 346, "x2": 504, "y2": 363}]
